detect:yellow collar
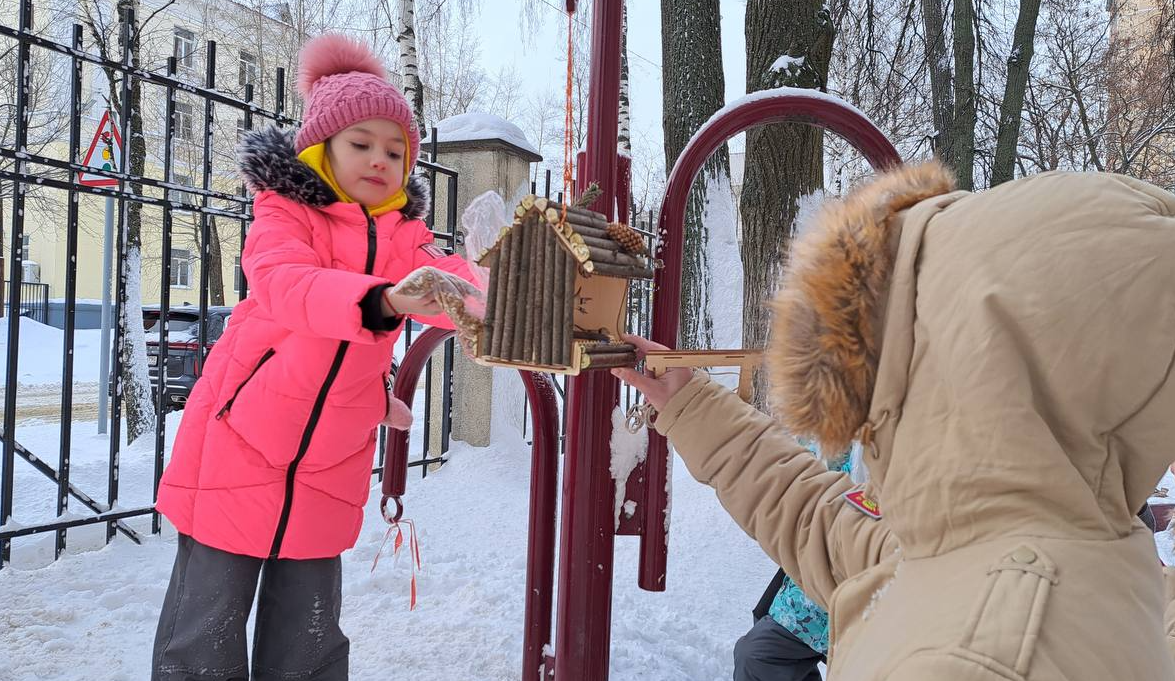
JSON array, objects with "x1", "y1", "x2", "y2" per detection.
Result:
[{"x1": 297, "y1": 143, "x2": 408, "y2": 217}]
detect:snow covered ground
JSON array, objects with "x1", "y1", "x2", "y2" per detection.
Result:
[{"x1": 1, "y1": 405, "x2": 777, "y2": 681}]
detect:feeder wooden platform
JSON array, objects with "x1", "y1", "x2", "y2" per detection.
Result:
[{"x1": 643, "y1": 350, "x2": 762, "y2": 402}]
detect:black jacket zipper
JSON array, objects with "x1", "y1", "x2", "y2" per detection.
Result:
[
  {"x1": 215, "y1": 348, "x2": 276, "y2": 420},
  {"x1": 269, "y1": 208, "x2": 379, "y2": 558}
]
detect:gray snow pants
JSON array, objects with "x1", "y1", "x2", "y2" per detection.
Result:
[
  {"x1": 733, "y1": 616, "x2": 824, "y2": 681},
  {"x1": 152, "y1": 534, "x2": 349, "y2": 681}
]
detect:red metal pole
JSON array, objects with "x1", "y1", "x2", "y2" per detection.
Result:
[
  {"x1": 521, "y1": 371, "x2": 561, "y2": 681},
  {"x1": 640, "y1": 90, "x2": 903, "y2": 591},
  {"x1": 554, "y1": 0, "x2": 624, "y2": 679}
]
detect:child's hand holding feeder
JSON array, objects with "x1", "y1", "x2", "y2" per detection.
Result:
[{"x1": 610, "y1": 334, "x2": 695, "y2": 412}]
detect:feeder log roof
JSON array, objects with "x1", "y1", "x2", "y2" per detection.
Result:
[{"x1": 475, "y1": 195, "x2": 655, "y2": 280}]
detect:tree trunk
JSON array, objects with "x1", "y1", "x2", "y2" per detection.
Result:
[
  {"x1": 397, "y1": 0, "x2": 426, "y2": 135},
  {"x1": 920, "y1": 0, "x2": 955, "y2": 159},
  {"x1": 950, "y1": 0, "x2": 976, "y2": 189},
  {"x1": 115, "y1": 0, "x2": 154, "y2": 443},
  {"x1": 618, "y1": 1, "x2": 631, "y2": 156},
  {"x1": 661, "y1": 0, "x2": 729, "y2": 350},
  {"x1": 740, "y1": 0, "x2": 834, "y2": 407},
  {"x1": 991, "y1": 0, "x2": 1042, "y2": 186},
  {"x1": 208, "y1": 216, "x2": 225, "y2": 305}
]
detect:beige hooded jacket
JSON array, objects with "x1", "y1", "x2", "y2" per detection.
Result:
[{"x1": 655, "y1": 164, "x2": 1175, "y2": 679}]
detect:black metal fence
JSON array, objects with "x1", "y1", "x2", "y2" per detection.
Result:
[
  {"x1": 3, "y1": 281, "x2": 50, "y2": 324},
  {"x1": 0, "y1": 3, "x2": 460, "y2": 569}
]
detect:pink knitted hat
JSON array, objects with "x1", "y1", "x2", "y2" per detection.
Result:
[{"x1": 294, "y1": 34, "x2": 420, "y2": 168}]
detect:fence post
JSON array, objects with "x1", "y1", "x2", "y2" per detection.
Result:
[{"x1": 424, "y1": 115, "x2": 542, "y2": 447}]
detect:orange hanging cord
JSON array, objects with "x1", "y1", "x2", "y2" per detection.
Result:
[{"x1": 562, "y1": 8, "x2": 575, "y2": 223}]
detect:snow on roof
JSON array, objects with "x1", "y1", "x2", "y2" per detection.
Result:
[{"x1": 423, "y1": 113, "x2": 541, "y2": 157}]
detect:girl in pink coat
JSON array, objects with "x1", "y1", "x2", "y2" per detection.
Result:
[{"x1": 151, "y1": 35, "x2": 477, "y2": 681}]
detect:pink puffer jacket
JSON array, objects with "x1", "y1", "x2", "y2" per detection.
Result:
[{"x1": 156, "y1": 127, "x2": 472, "y2": 559}]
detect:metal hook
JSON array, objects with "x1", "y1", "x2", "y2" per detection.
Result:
[
  {"x1": 380, "y1": 495, "x2": 404, "y2": 524},
  {"x1": 625, "y1": 402, "x2": 657, "y2": 434}
]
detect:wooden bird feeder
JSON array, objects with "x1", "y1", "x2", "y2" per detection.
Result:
[{"x1": 472, "y1": 194, "x2": 655, "y2": 374}]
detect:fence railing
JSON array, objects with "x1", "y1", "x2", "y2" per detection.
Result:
[
  {"x1": 0, "y1": 3, "x2": 460, "y2": 569},
  {"x1": 2, "y1": 281, "x2": 50, "y2": 324}
]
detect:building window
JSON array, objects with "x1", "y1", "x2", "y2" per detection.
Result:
[
  {"x1": 174, "y1": 101, "x2": 194, "y2": 141},
  {"x1": 239, "y1": 50, "x2": 258, "y2": 88},
  {"x1": 173, "y1": 27, "x2": 195, "y2": 69},
  {"x1": 20, "y1": 234, "x2": 30, "y2": 261},
  {"x1": 236, "y1": 118, "x2": 248, "y2": 141},
  {"x1": 170, "y1": 173, "x2": 194, "y2": 210},
  {"x1": 234, "y1": 256, "x2": 243, "y2": 293},
  {"x1": 170, "y1": 249, "x2": 192, "y2": 288}
]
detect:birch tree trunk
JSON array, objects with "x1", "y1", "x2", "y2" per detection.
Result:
[
  {"x1": 114, "y1": 0, "x2": 154, "y2": 443},
  {"x1": 991, "y1": 0, "x2": 1042, "y2": 186},
  {"x1": 397, "y1": 0, "x2": 426, "y2": 136},
  {"x1": 661, "y1": 0, "x2": 729, "y2": 349},
  {"x1": 740, "y1": 0, "x2": 834, "y2": 407}
]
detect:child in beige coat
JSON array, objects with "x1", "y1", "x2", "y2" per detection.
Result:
[{"x1": 616, "y1": 163, "x2": 1175, "y2": 680}]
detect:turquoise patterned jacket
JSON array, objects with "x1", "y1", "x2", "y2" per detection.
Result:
[{"x1": 766, "y1": 454, "x2": 853, "y2": 654}]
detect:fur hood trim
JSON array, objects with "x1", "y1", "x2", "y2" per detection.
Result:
[
  {"x1": 767, "y1": 161, "x2": 955, "y2": 457},
  {"x1": 236, "y1": 125, "x2": 431, "y2": 221}
]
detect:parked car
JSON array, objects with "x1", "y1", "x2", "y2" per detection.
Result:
[{"x1": 143, "y1": 305, "x2": 233, "y2": 411}]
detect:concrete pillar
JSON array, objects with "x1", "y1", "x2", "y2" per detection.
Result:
[{"x1": 424, "y1": 114, "x2": 542, "y2": 448}]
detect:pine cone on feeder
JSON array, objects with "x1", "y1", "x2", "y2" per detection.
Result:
[{"x1": 606, "y1": 222, "x2": 647, "y2": 255}]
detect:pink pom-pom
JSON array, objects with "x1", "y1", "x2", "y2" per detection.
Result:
[{"x1": 296, "y1": 34, "x2": 386, "y2": 96}]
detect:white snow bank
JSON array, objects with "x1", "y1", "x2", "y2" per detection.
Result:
[{"x1": 0, "y1": 317, "x2": 104, "y2": 384}]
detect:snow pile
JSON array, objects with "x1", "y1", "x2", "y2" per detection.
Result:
[
  {"x1": 424, "y1": 113, "x2": 540, "y2": 156},
  {"x1": 0, "y1": 317, "x2": 104, "y2": 384},
  {"x1": 770, "y1": 55, "x2": 806, "y2": 73},
  {"x1": 609, "y1": 405, "x2": 648, "y2": 529}
]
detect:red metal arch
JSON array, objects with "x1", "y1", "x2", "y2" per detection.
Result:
[
  {"x1": 637, "y1": 90, "x2": 904, "y2": 592},
  {"x1": 378, "y1": 326, "x2": 561, "y2": 681}
]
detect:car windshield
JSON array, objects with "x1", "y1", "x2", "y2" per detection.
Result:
[{"x1": 143, "y1": 312, "x2": 229, "y2": 344}]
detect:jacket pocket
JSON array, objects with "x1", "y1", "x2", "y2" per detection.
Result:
[
  {"x1": 958, "y1": 543, "x2": 1058, "y2": 677},
  {"x1": 215, "y1": 348, "x2": 276, "y2": 420}
]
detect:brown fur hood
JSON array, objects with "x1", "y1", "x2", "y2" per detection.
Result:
[{"x1": 767, "y1": 161, "x2": 955, "y2": 457}]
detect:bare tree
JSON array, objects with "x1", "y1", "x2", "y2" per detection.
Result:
[
  {"x1": 78, "y1": 0, "x2": 174, "y2": 442},
  {"x1": 1018, "y1": 0, "x2": 1109, "y2": 175},
  {"x1": 661, "y1": 0, "x2": 728, "y2": 349},
  {"x1": 0, "y1": 3, "x2": 73, "y2": 222},
  {"x1": 617, "y1": 1, "x2": 631, "y2": 156},
  {"x1": 990, "y1": 0, "x2": 1043, "y2": 185},
  {"x1": 479, "y1": 65, "x2": 526, "y2": 121},
  {"x1": 741, "y1": 0, "x2": 834, "y2": 405},
  {"x1": 826, "y1": 0, "x2": 933, "y2": 186},
  {"x1": 1103, "y1": 0, "x2": 1175, "y2": 189}
]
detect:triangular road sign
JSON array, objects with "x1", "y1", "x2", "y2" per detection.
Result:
[{"x1": 79, "y1": 110, "x2": 124, "y2": 187}]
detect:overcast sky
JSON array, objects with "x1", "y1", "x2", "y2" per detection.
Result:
[{"x1": 465, "y1": 1, "x2": 750, "y2": 159}]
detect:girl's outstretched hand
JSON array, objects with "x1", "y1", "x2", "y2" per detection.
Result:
[{"x1": 609, "y1": 334, "x2": 694, "y2": 412}]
